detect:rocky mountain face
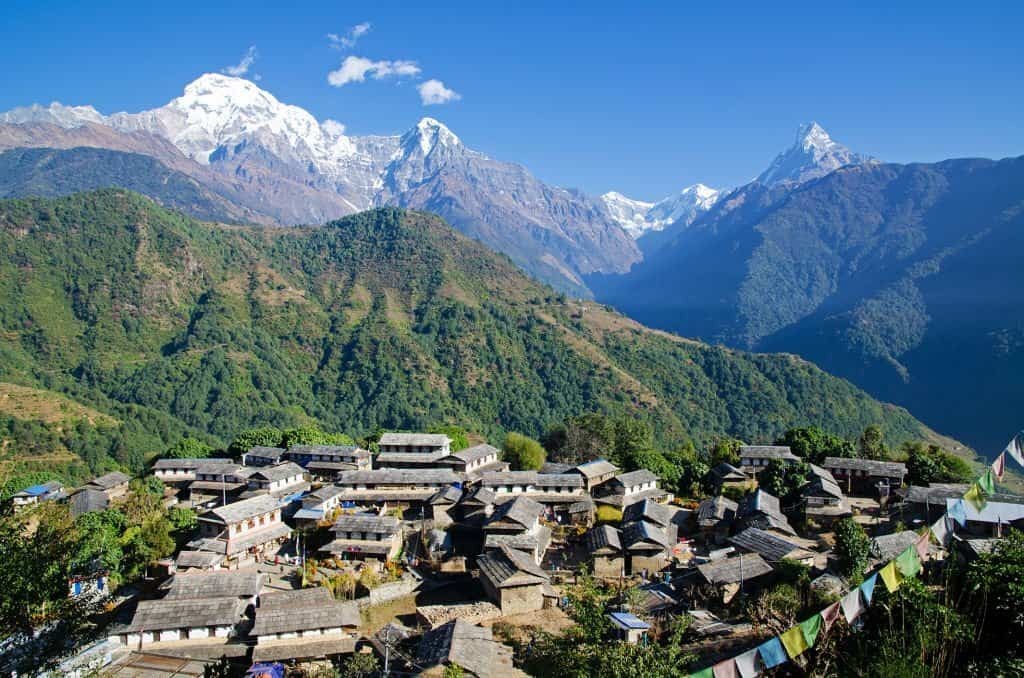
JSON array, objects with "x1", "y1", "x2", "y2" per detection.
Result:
[
  {"x1": 591, "y1": 155, "x2": 1024, "y2": 455},
  {"x1": 0, "y1": 74, "x2": 639, "y2": 295},
  {"x1": 757, "y1": 121, "x2": 877, "y2": 187},
  {"x1": 601, "y1": 183, "x2": 722, "y2": 240}
]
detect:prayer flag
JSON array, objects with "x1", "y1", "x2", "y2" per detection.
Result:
[
  {"x1": 735, "y1": 648, "x2": 760, "y2": 678},
  {"x1": 964, "y1": 483, "x2": 987, "y2": 512},
  {"x1": 880, "y1": 561, "x2": 901, "y2": 593},
  {"x1": 800, "y1": 613, "x2": 823, "y2": 648},
  {"x1": 931, "y1": 514, "x2": 951, "y2": 546},
  {"x1": 821, "y1": 602, "x2": 842, "y2": 631},
  {"x1": 841, "y1": 587, "x2": 864, "y2": 623},
  {"x1": 757, "y1": 637, "x2": 788, "y2": 669},
  {"x1": 896, "y1": 546, "x2": 921, "y2": 579},
  {"x1": 949, "y1": 499, "x2": 967, "y2": 527},
  {"x1": 690, "y1": 668, "x2": 713, "y2": 678},
  {"x1": 977, "y1": 469, "x2": 996, "y2": 495},
  {"x1": 781, "y1": 625, "x2": 810, "y2": 658},
  {"x1": 860, "y1": 573, "x2": 878, "y2": 605},
  {"x1": 713, "y1": 660, "x2": 738, "y2": 678},
  {"x1": 915, "y1": 532, "x2": 931, "y2": 560},
  {"x1": 991, "y1": 452, "x2": 1006, "y2": 481},
  {"x1": 1003, "y1": 433, "x2": 1024, "y2": 468}
]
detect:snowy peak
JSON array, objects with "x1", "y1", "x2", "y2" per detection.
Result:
[
  {"x1": 402, "y1": 116, "x2": 461, "y2": 156},
  {"x1": 602, "y1": 183, "x2": 721, "y2": 239},
  {"x1": 757, "y1": 121, "x2": 875, "y2": 187},
  {"x1": 0, "y1": 102, "x2": 107, "y2": 128}
]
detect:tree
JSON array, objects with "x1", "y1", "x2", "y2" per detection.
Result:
[
  {"x1": 502, "y1": 432, "x2": 546, "y2": 471},
  {"x1": 903, "y1": 442, "x2": 974, "y2": 485},
  {"x1": 965, "y1": 529, "x2": 1024, "y2": 661},
  {"x1": 169, "y1": 506, "x2": 197, "y2": 533},
  {"x1": 776, "y1": 427, "x2": 855, "y2": 465},
  {"x1": 709, "y1": 438, "x2": 744, "y2": 467},
  {"x1": 833, "y1": 518, "x2": 871, "y2": 583},
  {"x1": 759, "y1": 459, "x2": 809, "y2": 505},
  {"x1": 72, "y1": 509, "x2": 127, "y2": 576},
  {"x1": 281, "y1": 425, "x2": 354, "y2": 448},
  {"x1": 429, "y1": 424, "x2": 470, "y2": 451},
  {"x1": 164, "y1": 437, "x2": 214, "y2": 459},
  {"x1": 229, "y1": 426, "x2": 284, "y2": 455},
  {"x1": 611, "y1": 417, "x2": 655, "y2": 467},
  {"x1": 339, "y1": 653, "x2": 379, "y2": 677},
  {"x1": 857, "y1": 425, "x2": 887, "y2": 460}
]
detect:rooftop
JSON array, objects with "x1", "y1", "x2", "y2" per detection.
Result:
[
  {"x1": 739, "y1": 446, "x2": 797, "y2": 460},
  {"x1": 697, "y1": 553, "x2": 773, "y2": 585},
  {"x1": 246, "y1": 446, "x2": 286, "y2": 458},
  {"x1": 202, "y1": 494, "x2": 281, "y2": 524},
  {"x1": 86, "y1": 471, "x2": 131, "y2": 490},
  {"x1": 477, "y1": 545, "x2": 549, "y2": 587},
  {"x1": 478, "y1": 471, "x2": 583, "y2": 488},
  {"x1": 614, "y1": 469, "x2": 659, "y2": 487},
  {"x1": 379, "y1": 432, "x2": 451, "y2": 447},
  {"x1": 622, "y1": 498, "x2": 676, "y2": 527},
  {"x1": 729, "y1": 528, "x2": 816, "y2": 562},
  {"x1": 608, "y1": 611, "x2": 650, "y2": 631},
  {"x1": 585, "y1": 524, "x2": 622, "y2": 553},
  {"x1": 161, "y1": 569, "x2": 265, "y2": 599},
  {"x1": 287, "y1": 444, "x2": 368, "y2": 458},
  {"x1": 451, "y1": 443, "x2": 500, "y2": 463},
  {"x1": 331, "y1": 513, "x2": 401, "y2": 534},
  {"x1": 123, "y1": 597, "x2": 244, "y2": 632},
  {"x1": 823, "y1": 457, "x2": 907, "y2": 476},
  {"x1": 336, "y1": 469, "x2": 459, "y2": 485},
  {"x1": 153, "y1": 458, "x2": 232, "y2": 470},
  {"x1": 249, "y1": 462, "x2": 306, "y2": 482},
  {"x1": 417, "y1": 619, "x2": 518, "y2": 677},
  {"x1": 871, "y1": 530, "x2": 921, "y2": 560},
  {"x1": 252, "y1": 588, "x2": 359, "y2": 636},
  {"x1": 486, "y1": 495, "x2": 545, "y2": 530},
  {"x1": 697, "y1": 496, "x2": 738, "y2": 525},
  {"x1": 572, "y1": 459, "x2": 620, "y2": 479}
]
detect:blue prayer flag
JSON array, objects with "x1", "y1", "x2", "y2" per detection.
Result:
[
  {"x1": 757, "y1": 637, "x2": 788, "y2": 669},
  {"x1": 860, "y1": 573, "x2": 877, "y2": 605}
]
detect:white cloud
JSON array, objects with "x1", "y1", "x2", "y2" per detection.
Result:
[
  {"x1": 322, "y1": 119, "x2": 346, "y2": 137},
  {"x1": 222, "y1": 46, "x2": 258, "y2": 77},
  {"x1": 417, "y1": 79, "x2": 461, "y2": 106},
  {"x1": 328, "y1": 22, "x2": 372, "y2": 50},
  {"x1": 327, "y1": 56, "x2": 421, "y2": 87}
]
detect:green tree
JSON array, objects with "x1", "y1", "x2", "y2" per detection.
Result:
[
  {"x1": 776, "y1": 427, "x2": 856, "y2": 465},
  {"x1": 903, "y1": 442, "x2": 974, "y2": 485},
  {"x1": 833, "y1": 518, "x2": 871, "y2": 583},
  {"x1": 281, "y1": 425, "x2": 355, "y2": 448},
  {"x1": 759, "y1": 459, "x2": 809, "y2": 504},
  {"x1": 709, "y1": 437, "x2": 744, "y2": 467},
  {"x1": 164, "y1": 437, "x2": 214, "y2": 459},
  {"x1": 229, "y1": 426, "x2": 284, "y2": 455},
  {"x1": 858, "y1": 425, "x2": 887, "y2": 460},
  {"x1": 429, "y1": 424, "x2": 470, "y2": 452},
  {"x1": 339, "y1": 652, "x2": 380, "y2": 677},
  {"x1": 502, "y1": 432, "x2": 546, "y2": 471},
  {"x1": 965, "y1": 529, "x2": 1024, "y2": 661},
  {"x1": 72, "y1": 509, "x2": 127, "y2": 576},
  {"x1": 169, "y1": 506, "x2": 197, "y2": 533}
]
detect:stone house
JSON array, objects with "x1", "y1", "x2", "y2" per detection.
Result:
[
  {"x1": 729, "y1": 527, "x2": 816, "y2": 567},
  {"x1": 695, "y1": 553, "x2": 774, "y2": 604},
  {"x1": 152, "y1": 458, "x2": 232, "y2": 485},
  {"x1": 482, "y1": 495, "x2": 552, "y2": 564},
  {"x1": 416, "y1": 619, "x2": 519, "y2": 678},
  {"x1": 570, "y1": 459, "x2": 620, "y2": 492},
  {"x1": 823, "y1": 457, "x2": 907, "y2": 497},
  {"x1": 10, "y1": 480, "x2": 65, "y2": 512},
  {"x1": 621, "y1": 520, "x2": 674, "y2": 574},
  {"x1": 585, "y1": 524, "x2": 624, "y2": 578},
  {"x1": 696, "y1": 496, "x2": 738, "y2": 545},
  {"x1": 251, "y1": 587, "x2": 359, "y2": 663},
  {"x1": 188, "y1": 463, "x2": 254, "y2": 507},
  {"x1": 82, "y1": 471, "x2": 131, "y2": 501},
  {"x1": 285, "y1": 444, "x2": 372, "y2": 479},
  {"x1": 477, "y1": 545, "x2": 554, "y2": 616},
  {"x1": 242, "y1": 446, "x2": 286, "y2": 467},
  {"x1": 190, "y1": 495, "x2": 291, "y2": 567},
  {"x1": 334, "y1": 469, "x2": 462, "y2": 506},
  {"x1": 478, "y1": 471, "x2": 586, "y2": 503},
  {"x1": 736, "y1": 490, "x2": 797, "y2": 537},
  {"x1": 705, "y1": 463, "x2": 751, "y2": 493},
  {"x1": 599, "y1": 469, "x2": 670, "y2": 508},
  {"x1": 426, "y1": 485, "x2": 464, "y2": 527},
  {"x1": 738, "y1": 446, "x2": 799, "y2": 473},
  {"x1": 321, "y1": 513, "x2": 403, "y2": 563},
  {"x1": 244, "y1": 461, "x2": 309, "y2": 497}
]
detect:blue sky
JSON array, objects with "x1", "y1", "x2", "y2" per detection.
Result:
[{"x1": 1, "y1": 1, "x2": 1021, "y2": 200}]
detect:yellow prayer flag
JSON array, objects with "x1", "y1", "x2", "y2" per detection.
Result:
[
  {"x1": 780, "y1": 624, "x2": 810, "y2": 658},
  {"x1": 880, "y1": 561, "x2": 901, "y2": 593}
]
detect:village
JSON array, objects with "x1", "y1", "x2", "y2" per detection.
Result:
[{"x1": 7, "y1": 431, "x2": 1024, "y2": 678}]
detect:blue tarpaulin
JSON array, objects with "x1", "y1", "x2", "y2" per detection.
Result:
[{"x1": 246, "y1": 663, "x2": 286, "y2": 678}]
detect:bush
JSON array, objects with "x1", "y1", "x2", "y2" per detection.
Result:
[
  {"x1": 595, "y1": 505, "x2": 623, "y2": 525},
  {"x1": 502, "y1": 432, "x2": 546, "y2": 471}
]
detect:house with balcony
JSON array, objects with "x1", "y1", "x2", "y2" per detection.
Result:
[
  {"x1": 189, "y1": 495, "x2": 291, "y2": 567},
  {"x1": 321, "y1": 513, "x2": 403, "y2": 563}
]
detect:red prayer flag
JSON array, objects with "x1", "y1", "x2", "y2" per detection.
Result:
[{"x1": 991, "y1": 452, "x2": 1006, "y2": 481}]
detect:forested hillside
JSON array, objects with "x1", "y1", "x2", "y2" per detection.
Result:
[
  {"x1": 593, "y1": 156, "x2": 1024, "y2": 455},
  {"x1": 0, "y1": 190, "x2": 946, "y2": 480}
]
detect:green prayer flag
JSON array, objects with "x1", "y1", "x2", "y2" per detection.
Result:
[
  {"x1": 800, "y1": 613, "x2": 823, "y2": 647},
  {"x1": 964, "y1": 483, "x2": 987, "y2": 511},
  {"x1": 690, "y1": 668, "x2": 713, "y2": 678},
  {"x1": 896, "y1": 545, "x2": 921, "y2": 579},
  {"x1": 977, "y1": 468, "x2": 996, "y2": 495}
]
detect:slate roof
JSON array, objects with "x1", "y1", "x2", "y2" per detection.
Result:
[
  {"x1": 572, "y1": 459, "x2": 619, "y2": 479},
  {"x1": 86, "y1": 471, "x2": 131, "y2": 490},
  {"x1": 153, "y1": 458, "x2": 232, "y2": 470},
  {"x1": 69, "y1": 489, "x2": 109, "y2": 517},
  {"x1": 539, "y1": 462, "x2": 573, "y2": 474},
  {"x1": 304, "y1": 484, "x2": 346, "y2": 506},
  {"x1": 738, "y1": 490, "x2": 796, "y2": 535},
  {"x1": 463, "y1": 486, "x2": 497, "y2": 505},
  {"x1": 697, "y1": 553, "x2": 773, "y2": 585},
  {"x1": 162, "y1": 570, "x2": 265, "y2": 599},
  {"x1": 805, "y1": 464, "x2": 844, "y2": 500},
  {"x1": 871, "y1": 531, "x2": 921, "y2": 560},
  {"x1": 486, "y1": 495, "x2": 544, "y2": 530},
  {"x1": 729, "y1": 528, "x2": 816, "y2": 562},
  {"x1": 331, "y1": 513, "x2": 400, "y2": 535},
  {"x1": 478, "y1": 471, "x2": 583, "y2": 488},
  {"x1": 739, "y1": 446, "x2": 798, "y2": 461},
  {"x1": 122, "y1": 597, "x2": 244, "y2": 632},
  {"x1": 484, "y1": 526, "x2": 552, "y2": 554},
  {"x1": 287, "y1": 444, "x2": 368, "y2": 459},
  {"x1": 697, "y1": 496, "x2": 738, "y2": 527},
  {"x1": 823, "y1": 457, "x2": 907, "y2": 477},
  {"x1": 379, "y1": 432, "x2": 451, "y2": 447},
  {"x1": 451, "y1": 443, "x2": 500, "y2": 463},
  {"x1": 585, "y1": 524, "x2": 622, "y2": 554},
  {"x1": 188, "y1": 523, "x2": 292, "y2": 556},
  {"x1": 336, "y1": 469, "x2": 459, "y2": 485},
  {"x1": 622, "y1": 498, "x2": 675, "y2": 527},
  {"x1": 477, "y1": 545, "x2": 549, "y2": 587},
  {"x1": 428, "y1": 485, "x2": 464, "y2": 505},
  {"x1": 202, "y1": 495, "x2": 281, "y2": 524},
  {"x1": 417, "y1": 619, "x2": 518, "y2": 677},
  {"x1": 175, "y1": 550, "x2": 225, "y2": 569},
  {"x1": 903, "y1": 484, "x2": 971, "y2": 506},
  {"x1": 249, "y1": 462, "x2": 306, "y2": 482},
  {"x1": 252, "y1": 588, "x2": 359, "y2": 635},
  {"x1": 709, "y1": 463, "x2": 748, "y2": 481},
  {"x1": 374, "y1": 451, "x2": 447, "y2": 464},
  {"x1": 246, "y1": 446, "x2": 286, "y2": 459},
  {"x1": 621, "y1": 520, "x2": 671, "y2": 550},
  {"x1": 252, "y1": 637, "x2": 358, "y2": 662},
  {"x1": 614, "y1": 469, "x2": 659, "y2": 487}
]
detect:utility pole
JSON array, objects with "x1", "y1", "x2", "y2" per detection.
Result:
[{"x1": 383, "y1": 625, "x2": 391, "y2": 676}]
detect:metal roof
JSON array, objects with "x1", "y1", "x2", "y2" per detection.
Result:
[
  {"x1": 608, "y1": 611, "x2": 650, "y2": 630},
  {"x1": 945, "y1": 498, "x2": 1024, "y2": 524}
]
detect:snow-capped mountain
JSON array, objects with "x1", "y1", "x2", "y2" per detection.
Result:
[
  {"x1": 0, "y1": 74, "x2": 639, "y2": 294},
  {"x1": 601, "y1": 183, "x2": 721, "y2": 238},
  {"x1": 756, "y1": 121, "x2": 875, "y2": 187}
]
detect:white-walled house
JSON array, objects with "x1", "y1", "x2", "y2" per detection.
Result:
[{"x1": 189, "y1": 495, "x2": 291, "y2": 567}]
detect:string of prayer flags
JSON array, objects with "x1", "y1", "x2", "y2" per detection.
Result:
[
  {"x1": 880, "y1": 561, "x2": 901, "y2": 593},
  {"x1": 780, "y1": 624, "x2": 810, "y2": 658},
  {"x1": 841, "y1": 585, "x2": 865, "y2": 623},
  {"x1": 948, "y1": 498, "x2": 968, "y2": 527},
  {"x1": 734, "y1": 648, "x2": 760, "y2": 678},
  {"x1": 821, "y1": 601, "x2": 842, "y2": 631},
  {"x1": 860, "y1": 573, "x2": 877, "y2": 605},
  {"x1": 757, "y1": 637, "x2": 788, "y2": 669},
  {"x1": 991, "y1": 451, "x2": 1006, "y2": 481},
  {"x1": 896, "y1": 545, "x2": 922, "y2": 579},
  {"x1": 1003, "y1": 432, "x2": 1024, "y2": 468},
  {"x1": 712, "y1": 660, "x2": 737, "y2": 678}
]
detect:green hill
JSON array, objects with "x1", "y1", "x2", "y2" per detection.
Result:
[{"x1": 0, "y1": 190, "x2": 949, "y2": 477}]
